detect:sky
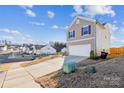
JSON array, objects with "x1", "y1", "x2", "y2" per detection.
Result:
[{"x1": 0, "y1": 5, "x2": 124, "y2": 47}]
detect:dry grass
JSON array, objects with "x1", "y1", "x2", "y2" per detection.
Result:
[
  {"x1": 0, "y1": 63, "x2": 12, "y2": 72},
  {"x1": 21, "y1": 55, "x2": 62, "y2": 67},
  {"x1": 36, "y1": 72, "x2": 58, "y2": 88}
]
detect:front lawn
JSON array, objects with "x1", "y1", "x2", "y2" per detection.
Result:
[{"x1": 0, "y1": 63, "x2": 12, "y2": 72}]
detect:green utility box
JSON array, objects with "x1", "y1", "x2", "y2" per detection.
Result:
[
  {"x1": 85, "y1": 66, "x2": 96, "y2": 74},
  {"x1": 63, "y1": 61, "x2": 76, "y2": 74}
]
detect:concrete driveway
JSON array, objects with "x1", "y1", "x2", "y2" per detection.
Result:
[
  {"x1": 24, "y1": 57, "x2": 64, "y2": 78},
  {"x1": 64, "y1": 56, "x2": 88, "y2": 63}
]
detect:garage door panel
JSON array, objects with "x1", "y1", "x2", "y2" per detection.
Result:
[{"x1": 69, "y1": 44, "x2": 91, "y2": 57}]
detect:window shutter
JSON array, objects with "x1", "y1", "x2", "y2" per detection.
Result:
[
  {"x1": 73, "y1": 30, "x2": 75, "y2": 37},
  {"x1": 89, "y1": 25, "x2": 91, "y2": 34},
  {"x1": 81, "y1": 28, "x2": 83, "y2": 36},
  {"x1": 68, "y1": 32, "x2": 70, "y2": 38}
]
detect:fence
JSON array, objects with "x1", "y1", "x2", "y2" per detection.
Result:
[{"x1": 110, "y1": 47, "x2": 124, "y2": 54}]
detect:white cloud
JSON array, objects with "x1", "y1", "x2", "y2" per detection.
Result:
[
  {"x1": 0, "y1": 28, "x2": 35, "y2": 44},
  {"x1": 29, "y1": 22, "x2": 45, "y2": 26},
  {"x1": 72, "y1": 5, "x2": 115, "y2": 17},
  {"x1": 20, "y1": 5, "x2": 33, "y2": 9},
  {"x1": 107, "y1": 24, "x2": 124, "y2": 35},
  {"x1": 64, "y1": 26, "x2": 69, "y2": 29},
  {"x1": 25, "y1": 34, "x2": 31, "y2": 38},
  {"x1": 20, "y1": 5, "x2": 36, "y2": 17},
  {"x1": 72, "y1": 5, "x2": 83, "y2": 16},
  {"x1": 85, "y1": 6, "x2": 115, "y2": 17},
  {"x1": 52, "y1": 25, "x2": 59, "y2": 29},
  {"x1": 25, "y1": 9, "x2": 36, "y2": 17},
  {"x1": 0, "y1": 28, "x2": 21, "y2": 36},
  {"x1": 106, "y1": 23, "x2": 118, "y2": 33},
  {"x1": 105, "y1": 23, "x2": 124, "y2": 47},
  {"x1": 108, "y1": 25, "x2": 124, "y2": 47},
  {"x1": 111, "y1": 35, "x2": 124, "y2": 43},
  {"x1": 0, "y1": 28, "x2": 47, "y2": 44},
  {"x1": 22, "y1": 37, "x2": 34, "y2": 43},
  {"x1": 48, "y1": 11, "x2": 55, "y2": 18},
  {"x1": 118, "y1": 27, "x2": 124, "y2": 34},
  {"x1": 0, "y1": 36, "x2": 14, "y2": 40},
  {"x1": 21, "y1": 37, "x2": 46, "y2": 45},
  {"x1": 111, "y1": 35, "x2": 118, "y2": 42},
  {"x1": 73, "y1": 5, "x2": 83, "y2": 14}
]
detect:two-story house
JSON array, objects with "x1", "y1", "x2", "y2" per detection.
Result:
[{"x1": 66, "y1": 16, "x2": 111, "y2": 57}]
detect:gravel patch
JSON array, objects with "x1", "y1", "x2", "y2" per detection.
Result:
[{"x1": 36, "y1": 56, "x2": 124, "y2": 88}]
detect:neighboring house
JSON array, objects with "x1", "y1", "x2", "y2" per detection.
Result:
[
  {"x1": 21, "y1": 46, "x2": 31, "y2": 54},
  {"x1": 32, "y1": 45, "x2": 45, "y2": 55},
  {"x1": 0, "y1": 45, "x2": 8, "y2": 51},
  {"x1": 40, "y1": 45, "x2": 56, "y2": 55},
  {"x1": 66, "y1": 16, "x2": 110, "y2": 57},
  {"x1": 21, "y1": 46, "x2": 27, "y2": 53},
  {"x1": 8, "y1": 45, "x2": 16, "y2": 51}
]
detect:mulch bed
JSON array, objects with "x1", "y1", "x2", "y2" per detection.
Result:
[{"x1": 35, "y1": 56, "x2": 124, "y2": 88}]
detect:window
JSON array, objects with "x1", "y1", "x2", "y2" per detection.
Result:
[
  {"x1": 81, "y1": 25, "x2": 91, "y2": 36},
  {"x1": 69, "y1": 30, "x2": 75, "y2": 38}
]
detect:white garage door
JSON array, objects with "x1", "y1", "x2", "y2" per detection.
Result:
[{"x1": 68, "y1": 44, "x2": 91, "y2": 57}]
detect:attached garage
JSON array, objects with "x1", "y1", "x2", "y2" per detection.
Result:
[{"x1": 68, "y1": 44, "x2": 91, "y2": 57}]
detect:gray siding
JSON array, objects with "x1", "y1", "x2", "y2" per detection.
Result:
[{"x1": 66, "y1": 17, "x2": 96, "y2": 54}]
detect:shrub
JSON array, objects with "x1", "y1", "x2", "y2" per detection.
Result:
[{"x1": 90, "y1": 50, "x2": 94, "y2": 59}]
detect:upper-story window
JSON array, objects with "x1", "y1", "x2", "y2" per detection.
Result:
[
  {"x1": 69, "y1": 30, "x2": 75, "y2": 38},
  {"x1": 81, "y1": 25, "x2": 91, "y2": 36}
]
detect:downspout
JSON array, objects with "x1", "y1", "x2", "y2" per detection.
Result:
[{"x1": 94, "y1": 22, "x2": 97, "y2": 57}]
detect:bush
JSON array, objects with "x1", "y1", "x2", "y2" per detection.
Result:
[{"x1": 90, "y1": 50, "x2": 94, "y2": 59}]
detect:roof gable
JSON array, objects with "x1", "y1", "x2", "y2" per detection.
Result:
[{"x1": 66, "y1": 16, "x2": 96, "y2": 31}]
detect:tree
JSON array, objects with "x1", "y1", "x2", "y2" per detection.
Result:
[{"x1": 52, "y1": 42, "x2": 66, "y2": 52}]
